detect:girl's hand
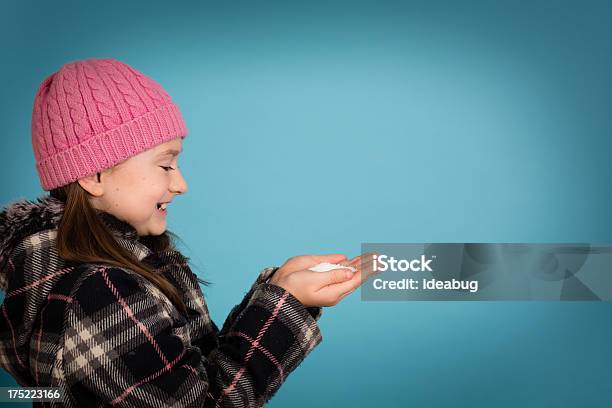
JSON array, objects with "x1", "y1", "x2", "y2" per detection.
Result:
[
  {"x1": 268, "y1": 253, "x2": 378, "y2": 307},
  {"x1": 274, "y1": 254, "x2": 348, "y2": 277}
]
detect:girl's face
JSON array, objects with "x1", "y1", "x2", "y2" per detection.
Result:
[{"x1": 89, "y1": 137, "x2": 188, "y2": 236}]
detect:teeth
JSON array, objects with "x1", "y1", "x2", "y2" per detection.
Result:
[{"x1": 160, "y1": 203, "x2": 168, "y2": 210}]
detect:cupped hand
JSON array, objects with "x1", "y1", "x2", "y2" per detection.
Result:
[
  {"x1": 275, "y1": 254, "x2": 347, "y2": 275},
  {"x1": 268, "y1": 253, "x2": 379, "y2": 307}
]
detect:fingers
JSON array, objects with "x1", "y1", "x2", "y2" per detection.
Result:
[
  {"x1": 338, "y1": 253, "x2": 377, "y2": 276},
  {"x1": 317, "y1": 253, "x2": 382, "y2": 303},
  {"x1": 358, "y1": 252, "x2": 380, "y2": 278},
  {"x1": 322, "y1": 271, "x2": 362, "y2": 297},
  {"x1": 314, "y1": 272, "x2": 361, "y2": 306},
  {"x1": 338, "y1": 255, "x2": 361, "y2": 268},
  {"x1": 312, "y1": 254, "x2": 347, "y2": 264},
  {"x1": 314, "y1": 267, "x2": 355, "y2": 288},
  {"x1": 337, "y1": 252, "x2": 379, "y2": 274}
]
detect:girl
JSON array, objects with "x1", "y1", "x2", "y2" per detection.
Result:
[{"x1": 0, "y1": 58, "x2": 373, "y2": 407}]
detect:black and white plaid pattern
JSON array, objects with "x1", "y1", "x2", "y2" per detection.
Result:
[{"x1": 0, "y1": 197, "x2": 323, "y2": 407}]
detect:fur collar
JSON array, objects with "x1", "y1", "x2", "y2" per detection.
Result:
[{"x1": 0, "y1": 196, "x2": 145, "y2": 269}]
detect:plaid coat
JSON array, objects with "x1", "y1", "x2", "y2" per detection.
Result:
[{"x1": 0, "y1": 197, "x2": 323, "y2": 407}]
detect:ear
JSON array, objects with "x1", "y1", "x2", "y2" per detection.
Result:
[{"x1": 77, "y1": 172, "x2": 105, "y2": 197}]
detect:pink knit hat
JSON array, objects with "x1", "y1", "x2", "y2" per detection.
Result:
[{"x1": 31, "y1": 58, "x2": 188, "y2": 191}]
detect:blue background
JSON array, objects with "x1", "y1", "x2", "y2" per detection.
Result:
[{"x1": 1, "y1": 0, "x2": 612, "y2": 406}]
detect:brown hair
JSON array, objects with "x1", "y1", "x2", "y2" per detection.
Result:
[{"x1": 49, "y1": 182, "x2": 190, "y2": 314}]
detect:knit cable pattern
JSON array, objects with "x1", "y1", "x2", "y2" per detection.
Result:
[{"x1": 31, "y1": 58, "x2": 188, "y2": 191}]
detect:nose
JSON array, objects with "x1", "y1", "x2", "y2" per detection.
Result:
[{"x1": 170, "y1": 167, "x2": 188, "y2": 195}]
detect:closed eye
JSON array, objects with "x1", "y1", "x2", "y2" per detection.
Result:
[{"x1": 160, "y1": 166, "x2": 176, "y2": 172}]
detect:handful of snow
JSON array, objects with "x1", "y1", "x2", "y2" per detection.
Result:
[{"x1": 308, "y1": 262, "x2": 357, "y2": 273}]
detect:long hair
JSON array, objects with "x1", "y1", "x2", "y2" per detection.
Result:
[{"x1": 49, "y1": 182, "x2": 189, "y2": 314}]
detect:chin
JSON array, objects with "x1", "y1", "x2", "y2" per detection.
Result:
[
  {"x1": 149, "y1": 223, "x2": 168, "y2": 236},
  {"x1": 138, "y1": 221, "x2": 167, "y2": 237}
]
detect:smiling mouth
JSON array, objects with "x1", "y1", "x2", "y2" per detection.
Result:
[{"x1": 156, "y1": 202, "x2": 169, "y2": 210}]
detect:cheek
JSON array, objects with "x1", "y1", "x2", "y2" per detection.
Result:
[
  {"x1": 106, "y1": 176, "x2": 166, "y2": 217},
  {"x1": 135, "y1": 178, "x2": 165, "y2": 204}
]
